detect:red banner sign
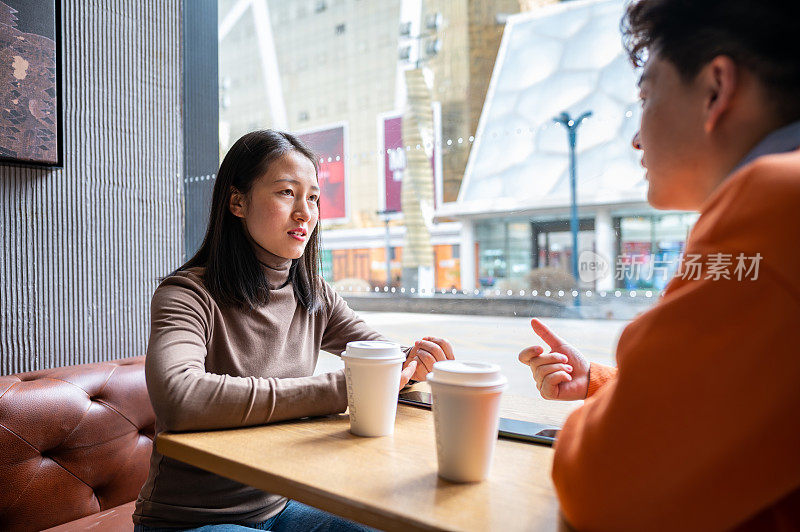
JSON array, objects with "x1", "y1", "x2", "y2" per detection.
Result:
[{"x1": 297, "y1": 124, "x2": 347, "y2": 221}]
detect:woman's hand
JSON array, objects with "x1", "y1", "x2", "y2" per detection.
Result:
[
  {"x1": 518, "y1": 319, "x2": 590, "y2": 401},
  {"x1": 404, "y1": 336, "x2": 454, "y2": 381}
]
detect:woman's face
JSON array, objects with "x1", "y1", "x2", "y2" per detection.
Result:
[{"x1": 229, "y1": 150, "x2": 320, "y2": 260}]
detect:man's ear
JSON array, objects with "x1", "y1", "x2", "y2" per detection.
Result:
[
  {"x1": 229, "y1": 187, "x2": 247, "y2": 218},
  {"x1": 703, "y1": 55, "x2": 738, "y2": 133}
]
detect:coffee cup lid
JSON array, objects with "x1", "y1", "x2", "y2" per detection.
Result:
[
  {"x1": 427, "y1": 360, "x2": 507, "y2": 388},
  {"x1": 343, "y1": 340, "x2": 403, "y2": 359}
]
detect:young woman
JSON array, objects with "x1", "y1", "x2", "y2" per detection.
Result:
[{"x1": 133, "y1": 130, "x2": 454, "y2": 531}]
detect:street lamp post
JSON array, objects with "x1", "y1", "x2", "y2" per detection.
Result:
[
  {"x1": 553, "y1": 110, "x2": 592, "y2": 297},
  {"x1": 553, "y1": 111, "x2": 592, "y2": 283},
  {"x1": 377, "y1": 209, "x2": 399, "y2": 288},
  {"x1": 399, "y1": 12, "x2": 443, "y2": 69}
]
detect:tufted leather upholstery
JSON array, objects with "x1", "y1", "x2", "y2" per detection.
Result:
[{"x1": 0, "y1": 357, "x2": 154, "y2": 532}]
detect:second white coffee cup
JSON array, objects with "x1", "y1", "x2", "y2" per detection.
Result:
[
  {"x1": 428, "y1": 360, "x2": 508, "y2": 482},
  {"x1": 342, "y1": 340, "x2": 405, "y2": 437}
]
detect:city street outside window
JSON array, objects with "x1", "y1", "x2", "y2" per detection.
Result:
[{"x1": 215, "y1": 0, "x2": 697, "y2": 394}]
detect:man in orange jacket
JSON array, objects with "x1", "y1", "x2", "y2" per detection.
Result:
[{"x1": 518, "y1": 1, "x2": 800, "y2": 530}]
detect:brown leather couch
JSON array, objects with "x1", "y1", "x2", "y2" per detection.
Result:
[{"x1": 0, "y1": 357, "x2": 154, "y2": 531}]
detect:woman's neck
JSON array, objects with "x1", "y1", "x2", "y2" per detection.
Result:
[
  {"x1": 242, "y1": 224, "x2": 293, "y2": 286},
  {"x1": 252, "y1": 243, "x2": 292, "y2": 287}
]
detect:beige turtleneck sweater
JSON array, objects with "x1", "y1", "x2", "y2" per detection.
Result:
[{"x1": 133, "y1": 253, "x2": 386, "y2": 527}]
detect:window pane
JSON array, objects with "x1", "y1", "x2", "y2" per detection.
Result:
[{"x1": 216, "y1": 0, "x2": 700, "y2": 395}]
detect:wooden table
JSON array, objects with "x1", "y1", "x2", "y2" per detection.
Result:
[{"x1": 156, "y1": 385, "x2": 580, "y2": 532}]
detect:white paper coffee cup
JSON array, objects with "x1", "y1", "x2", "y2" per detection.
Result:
[
  {"x1": 427, "y1": 360, "x2": 507, "y2": 482},
  {"x1": 341, "y1": 341, "x2": 405, "y2": 437}
]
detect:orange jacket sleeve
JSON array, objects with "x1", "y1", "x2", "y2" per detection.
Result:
[
  {"x1": 552, "y1": 153, "x2": 800, "y2": 531},
  {"x1": 587, "y1": 362, "x2": 617, "y2": 398}
]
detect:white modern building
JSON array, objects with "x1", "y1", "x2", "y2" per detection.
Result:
[{"x1": 436, "y1": 0, "x2": 696, "y2": 292}]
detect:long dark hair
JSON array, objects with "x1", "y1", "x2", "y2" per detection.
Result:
[{"x1": 177, "y1": 130, "x2": 324, "y2": 313}]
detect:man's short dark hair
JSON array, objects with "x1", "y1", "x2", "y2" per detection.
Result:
[{"x1": 622, "y1": 0, "x2": 800, "y2": 121}]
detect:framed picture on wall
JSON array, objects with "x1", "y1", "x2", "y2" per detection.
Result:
[{"x1": 0, "y1": 0, "x2": 62, "y2": 167}]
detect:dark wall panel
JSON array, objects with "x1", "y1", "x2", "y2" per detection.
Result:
[
  {"x1": 0, "y1": 0, "x2": 183, "y2": 374},
  {"x1": 183, "y1": 0, "x2": 218, "y2": 259}
]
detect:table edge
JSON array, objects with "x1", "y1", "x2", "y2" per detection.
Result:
[{"x1": 156, "y1": 431, "x2": 449, "y2": 532}]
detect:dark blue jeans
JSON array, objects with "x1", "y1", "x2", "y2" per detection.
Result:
[{"x1": 133, "y1": 499, "x2": 378, "y2": 532}]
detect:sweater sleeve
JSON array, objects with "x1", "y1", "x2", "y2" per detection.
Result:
[
  {"x1": 319, "y1": 282, "x2": 387, "y2": 356},
  {"x1": 552, "y1": 158, "x2": 800, "y2": 530},
  {"x1": 145, "y1": 277, "x2": 349, "y2": 432},
  {"x1": 586, "y1": 362, "x2": 617, "y2": 398}
]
